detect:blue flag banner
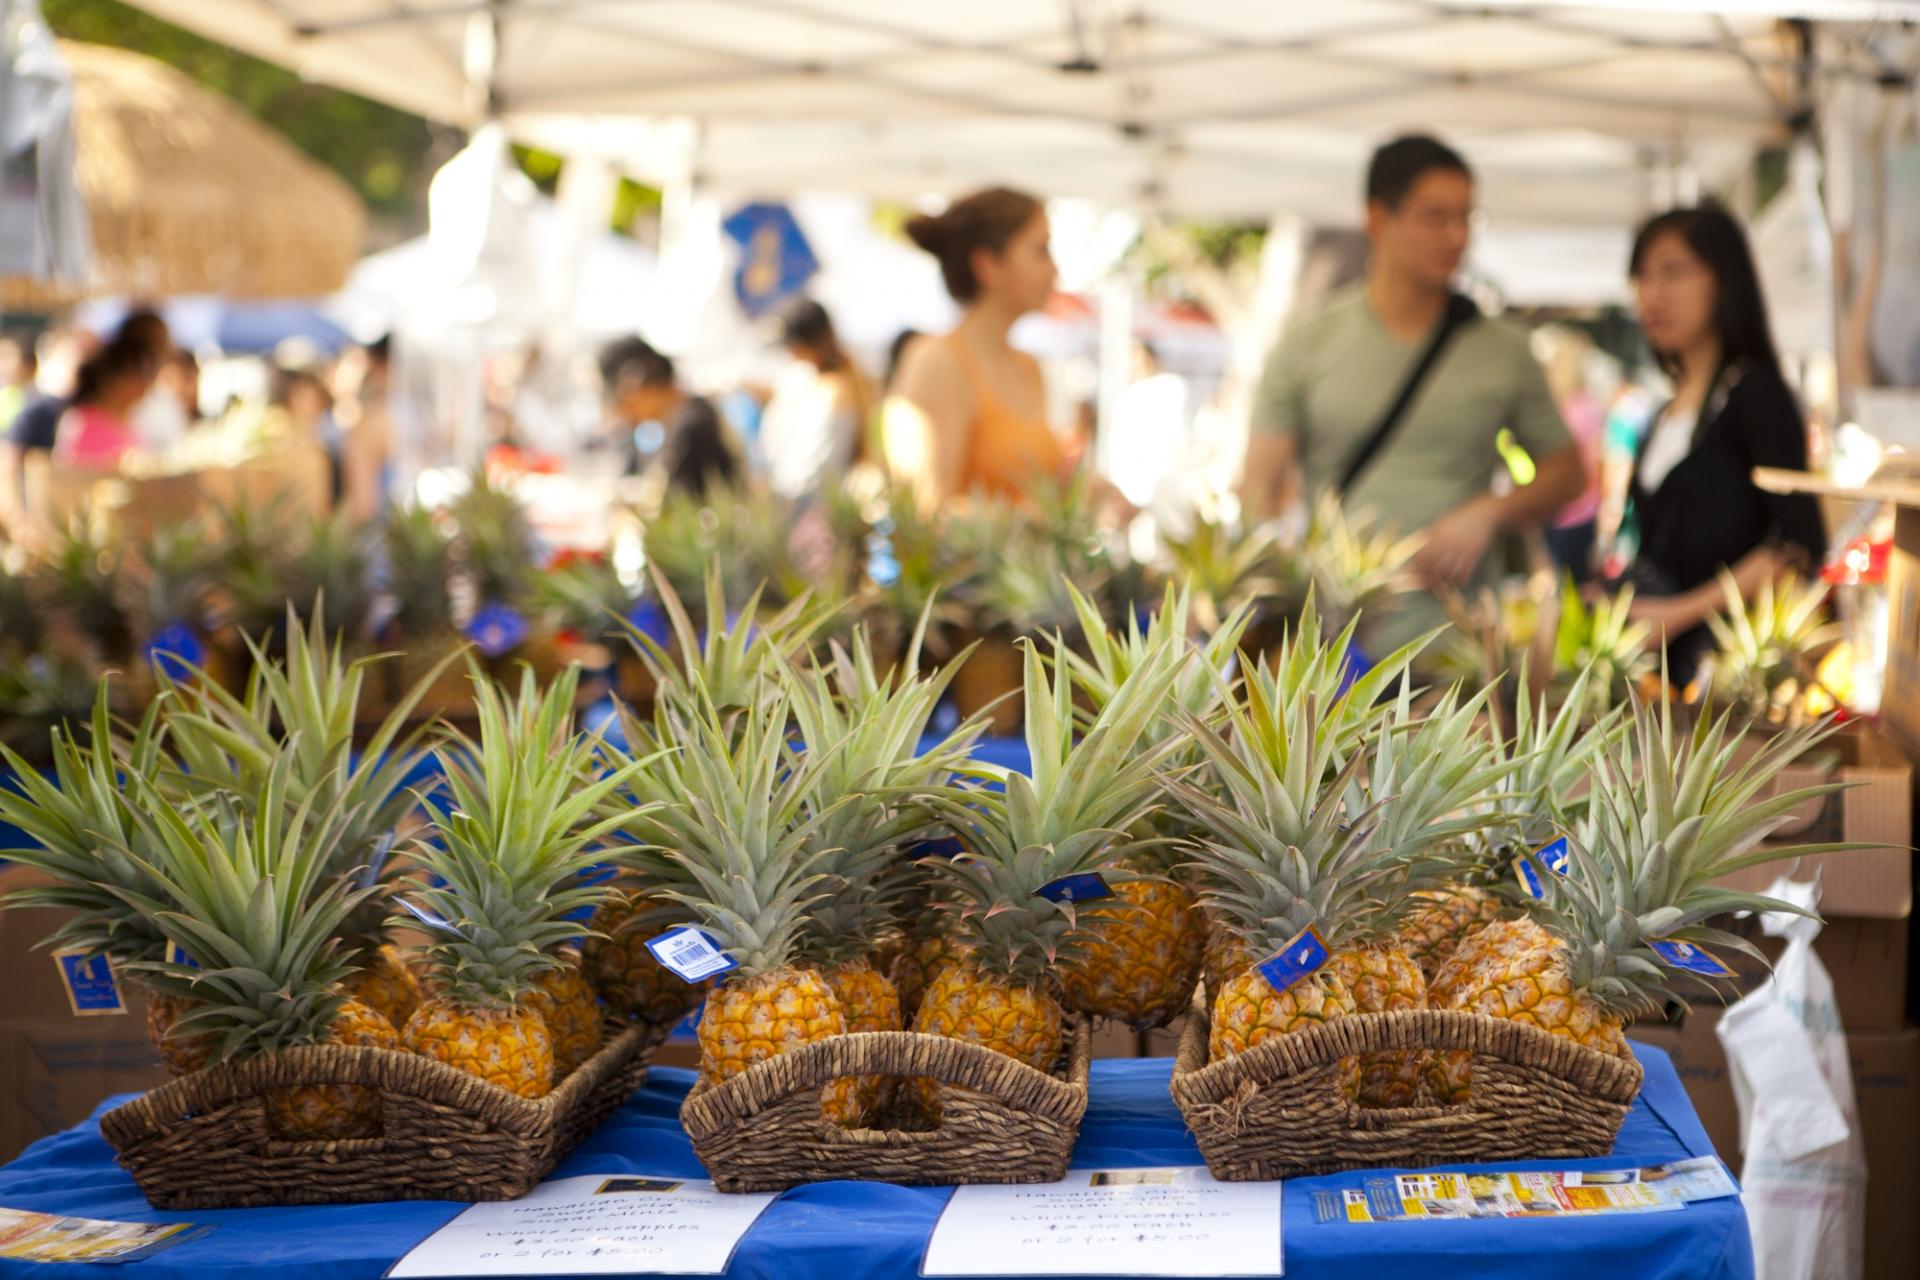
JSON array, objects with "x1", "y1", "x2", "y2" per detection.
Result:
[
  {"x1": 1256, "y1": 925, "x2": 1331, "y2": 997},
  {"x1": 722, "y1": 202, "x2": 819, "y2": 318}
]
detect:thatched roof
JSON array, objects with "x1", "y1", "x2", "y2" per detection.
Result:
[{"x1": 5, "y1": 42, "x2": 366, "y2": 305}]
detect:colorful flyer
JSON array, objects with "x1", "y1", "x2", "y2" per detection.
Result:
[
  {"x1": 0, "y1": 1207, "x2": 206, "y2": 1264},
  {"x1": 921, "y1": 1167, "x2": 1283, "y2": 1277},
  {"x1": 1311, "y1": 1157, "x2": 1738, "y2": 1224},
  {"x1": 386, "y1": 1174, "x2": 774, "y2": 1277}
]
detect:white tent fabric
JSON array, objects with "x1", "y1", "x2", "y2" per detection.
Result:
[
  {"x1": 1, "y1": 0, "x2": 90, "y2": 285},
  {"x1": 113, "y1": 0, "x2": 1843, "y2": 223}
]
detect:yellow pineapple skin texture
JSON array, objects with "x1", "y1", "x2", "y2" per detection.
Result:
[
  {"x1": 264, "y1": 998, "x2": 400, "y2": 1141},
  {"x1": 525, "y1": 963, "x2": 605, "y2": 1080},
  {"x1": 696, "y1": 967, "x2": 858, "y2": 1124},
  {"x1": 145, "y1": 992, "x2": 216, "y2": 1077},
  {"x1": 1424, "y1": 918, "x2": 1633, "y2": 1103},
  {"x1": 403, "y1": 998, "x2": 556, "y2": 1099},
  {"x1": 1204, "y1": 930, "x2": 1255, "y2": 1002},
  {"x1": 1325, "y1": 945, "x2": 1429, "y2": 1108},
  {"x1": 910, "y1": 961, "x2": 1064, "y2": 1121},
  {"x1": 1396, "y1": 886, "x2": 1503, "y2": 982},
  {"x1": 1060, "y1": 877, "x2": 1206, "y2": 1030},
  {"x1": 580, "y1": 892, "x2": 710, "y2": 1027},
  {"x1": 819, "y1": 957, "x2": 903, "y2": 1123},
  {"x1": 892, "y1": 929, "x2": 971, "y2": 1022},
  {"x1": 345, "y1": 944, "x2": 424, "y2": 1032},
  {"x1": 1208, "y1": 964, "x2": 1362, "y2": 1098}
]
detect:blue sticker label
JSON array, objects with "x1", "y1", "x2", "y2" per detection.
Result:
[
  {"x1": 1513, "y1": 854, "x2": 1547, "y2": 901},
  {"x1": 55, "y1": 951, "x2": 126, "y2": 1016},
  {"x1": 165, "y1": 940, "x2": 201, "y2": 970},
  {"x1": 1255, "y1": 925, "x2": 1331, "y2": 997},
  {"x1": 910, "y1": 836, "x2": 966, "y2": 860},
  {"x1": 625, "y1": 597, "x2": 673, "y2": 646},
  {"x1": 1648, "y1": 939, "x2": 1736, "y2": 978},
  {"x1": 464, "y1": 602, "x2": 530, "y2": 659},
  {"x1": 644, "y1": 927, "x2": 739, "y2": 984},
  {"x1": 1513, "y1": 837, "x2": 1570, "y2": 900},
  {"x1": 395, "y1": 897, "x2": 463, "y2": 936},
  {"x1": 144, "y1": 620, "x2": 206, "y2": 682},
  {"x1": 1036, "y1": 873, "x2": 1113, "y2": 905},
  {"x1": 1534, "y1": 836, "x2": 1571, "y2": 876}
]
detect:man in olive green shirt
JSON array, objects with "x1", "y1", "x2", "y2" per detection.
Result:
[{"x1": 1244, "y1": 135, "x2": 1584, "y2": 655}]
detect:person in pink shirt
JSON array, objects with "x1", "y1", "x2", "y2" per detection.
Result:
[{"x1": 53, "y1": 338, "x2": 154, "y2": 471}]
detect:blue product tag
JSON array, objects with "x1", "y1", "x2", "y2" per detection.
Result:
[
  {"x1": 357, "y1": 832, "x2": 397, "y2": 890},
  {"x1": 395, "y1": 897, "x2": 464, "y2": 936},
  {"x1": 144, "y1": 621, "x2": 205, "y2": 683},
  {"x1": 645, "y1": 926, "x2": 739, "y2": 984},
  {"x1": 1533, "y1": 836, "x2": 1571, "y2": 876},
  {"x1": 910, "y1": 835, "x2": 966, "y2": 860},
  {"x1": 464, "y1": 602, "x2": 529, "y2": 659},
  {"x1": 1648, "y1": 939, "x2": 1736, "y2": 978},
  {"x1": 54, "y1": 951, "x2": 126, "y2": 1017},
  {"x1": 1255, "y1": 925, "x2": 1331, "y2": 997},
  {"x1": 1335, "y1": 637, "x2": 1373, "y2": 697},
  {"x1": 165, "y1": 940, "x2": 201, "y2": 970},
  {"x1": 1513, "y1": 854, "x2": 1547, "y2": 900},
  {"x1": 1036, "y1": 872, "x2": 1113, "y2": 905},
  {"x1": 625, "y1": 597, "x2": 673, "y2": 647}
]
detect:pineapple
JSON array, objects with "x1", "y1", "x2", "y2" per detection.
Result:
[
  {"x1": 35, "y1": 522, "x2": 133, "y2": 665},
  {"x1": 1297, "y1": 494, "x2": 1420, "y2": 641},
  {"x1": 399, "y1": 665, "x2": 641, "y2": 1095},
  {"x1": 1552, "y1": 578, "x2": 1654, "y2": 717},
  {"x1": 0, "y1": 651, "x2": 99, "y2": 768},
  {"x1": 283, "y1": 513, "x2": 376, "y2": 649},
  {"x1": 622, "y1": 563, "x2": 834, "y2": 719},
  {"x1": 578, "y1": 887, "x2": 711, "y2": 1028},
  {"x1": 1704, "y1": 570, "x2": 1839, "y2": 722},
  {"x1": 1427, "y1": 691, "x2": 1855, "y2": 1103},
  {"x1": 0, "y1": 691, "x2": 213, "y2": 1074},
  {"x1": 162, "y1": 608, "x2": 453, "y2": 1032},
  {"x1": 380, "y1": 502, "x2": 471, "y2": 717},
  {"x1": 910, "y1": 630, "x2": 1185, "y2": 1116},
  {"x1": 609, "y1": 686, "x2": 862, "y2": 1121},
  {"x1": 212, "y1": 496, "x2": 299, "y2": 656},
  {"x1": 1160, "y1": 516, "x2": 1281, "y2": 637},
  {"x1": 950, "y1": 543, "x2": 1083, "y2": 737},
  {"x1": 109, "y1": 763, "x2": 400, "y2": 1141},
  {"x1": 1054, "y1": 583, "x2": 1254, "y2": 1030},
  {"x1": 779, "y1": 611, "x2": 983, "y2": 1118},
  {"x1": 126, "y1": 521, "x2": 218, "y2": 678}
]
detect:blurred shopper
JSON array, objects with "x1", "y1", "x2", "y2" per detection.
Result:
[
  {"x1": 760, "y1": 298, "x2": 874, "y2": 501},
  {"x1": 54, "y1": 336, "x2": 156, "y2": 471},
  {"x1": 886, "y1": 186, "x2": 1069, "y2": 509},
  {"x1": 1, "y1": 325, "x2": 92, "y2": 544},
  {"x1": 1242, "y1": 133, "x2": 1582, "y2": 654},
  {"x1": 1612, "y1": 201, "x2": 1827, "y2": 681},
  {"x1": 0, "y1": 337, "x2": 31, "y2": 432},
  {"x1": 331, "y1": 336, "x2": 395, "y2": 522},
  {"x1": 598, "y1": 335, "x2": 739, "y2": 496},
  {"x1": 1536, "y1": 325, "x2": 1607, "y2": 583}
]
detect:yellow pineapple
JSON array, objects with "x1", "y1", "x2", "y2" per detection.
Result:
[
  {"x1": 892, "y1": 925, "x2": 971, "y2": 1022},
  {"x1": 579, "y1": 888, "x2": 711, "y2": 1027},
  {"x1": 1427, "y1": 690, "x2": 1855, "y2": 1103},
  {"x1": 524, "y1": 958, "x2": 605, "y2": 1081},
  {"x1": 262, "y1": 999, "x2": 401, "y2": 1140},
  {"x1": 911, "y1": 631, "x2": 1185, "y2": 1117},
  {"x1": 399, "y1": 665, "x2": 641, "y2": 1099},
  {"x1": 608, "y1": 684, "x2": 862, "y2": 1122},
  {"x1": 345, "y1": 944, "x2": 425, "y2": 1032},
  {"x1": 145, "y1": 992, "x2": 217, "y2": 1078},
  {"x1": 1056, "y1": 584, "x2": 1250, "y2": 1030}
]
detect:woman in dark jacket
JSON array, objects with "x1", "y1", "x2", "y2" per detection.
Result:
[{"x1": 1616, "y1": 202, "x2": 1826, "y2": 680}]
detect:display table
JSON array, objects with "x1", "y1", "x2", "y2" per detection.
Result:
[{"x1": 0, "y1": 1043, "x2": 1749, "y2": 1280}]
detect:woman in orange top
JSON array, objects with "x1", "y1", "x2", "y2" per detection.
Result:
[{"x1": 885, "y1": 186, "x2": 1069, "y2": 509}]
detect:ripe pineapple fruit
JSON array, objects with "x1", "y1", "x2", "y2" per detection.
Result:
[
  {"x1": 1551, "y1": 577, "x2": 1654, "y2": 717},
  {"x1": 612, "y1": 685, "x2": 862, "y2": 1121},
  {"x1": 621, "y1": 563, "x2": 835, "y2": 720},
  {"x1": 1427, "y1": 691, "x2": 1855, "y2": 1103},
  {"x1": 1160, "y1": 516, "x2": 1281, "y2": 637},
  {"x1": 380, "y1": 503, "x2": 472, "y2": 717},
  {"x1": 399, "y1": 665, "x2": 641, "y2": 1096},
  {"x1": 0, "y1": 692, "x2": 217, "y2": 1074},
  {"x1": 1296, "y1": 494, "x2": 1420, "y2": 641},
  {"x1": 1704, "y1": 570, "x2": 1839, "y2": 722},
  {"x1": 779, "y1": 614, "x2": 982, "y2": 1119},
  {"x1": 1054, "y1": 584, "x2": 1253, "y2": 1030},
  {"x1": 579, "y1": 886, "x2": 711, "y2": 1027},
  {"x1": 112, "y1": 762, "x2": 401, "y2": 1142},
  {"x1": 911, "y1": 631, "x2": 1185, "y2": 1117}
]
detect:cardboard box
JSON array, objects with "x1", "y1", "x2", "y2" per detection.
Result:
[
  {"x1": 0, "y1": 868, "x2": 171, "y2": 1163},
  {"x1": 1717, "y1": 721, "x2": 1913, "y2": 919},
  {"x1": 1706, "y1": 914, "x2": 1911, "y2": 1032},
  {"x1": 1090, "y1": 1022, "x2": 1144, "y2": 1059}
]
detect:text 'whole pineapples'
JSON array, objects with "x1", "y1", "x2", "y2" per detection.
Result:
[
  {"x1": 1424, "y1": 688, "x2": 1858, "y2": 1103},
  {"x1": 398, "y1": 663, "x2": 647, "y2": 1096}
]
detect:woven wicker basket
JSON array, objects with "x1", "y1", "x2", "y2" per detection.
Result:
[
  {"x1": 680, "y1": 1021, "x2": 1092, "y2": 1193},
  {"x1": 1170, "y1": 993, "x2": 1643, "y2": 1181},
  {"x1": 100, "y1": 1020, "x2": 670, "y2": 1208}
]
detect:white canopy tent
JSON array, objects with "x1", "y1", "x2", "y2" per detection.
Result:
[{"x1": 113, "y1": 0, "x2": 1881, "y2": 226}]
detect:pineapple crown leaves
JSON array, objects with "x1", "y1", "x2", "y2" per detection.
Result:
[
  {"x1": 381, "y1": 503, "x2": 457, "y2": 637},
  {"x1": 105, "y1": 756, "x2": 378, "y2": 1061},
  {"x1": 1473, "y1": 660, "x2": 1626, "y2": 862},
  {"x1": 915, "y1": 633, "x2": 1187, "y2": 980},
  {"x1": 1554, "y1": 577, "x2": 1654, "y2": 681},
  {"x1": 1351, "y1": 678, "x2": 1510, "y2": 877},
  {"x1": 1300, "y1": 494, "x2": 1422, "y2": 627},
  {"x1": 161, "y1": 605, "x2": 454, "y2": 918},
  {"x1": 613, "y1": 689, "x2": 857, "y2": 976},
  {"x1": 1061, "y1": 579, "x2": 1256, "y2": 750},
  {"x1": 403, "y1": 664, "x2": 648, "y2": 1005},
  {"x1": 622, "y1": 561, "x2": 834, "y2": 715},
  {"x1": 128, "y1": 521, "x2": 216, "y2": 632},
  {"x1": 1160, "y1": 517, "x2": 1281, "y2": 630},
  {"x1": 1705, "y1": 569, "x2": 1841, "y2": 714},
  {"x1": 1531, "y1": 689, "x2": 1866, "y2": 1013},
  {"x1": 0, "y1": 688, "x2": 179, "y2": 964}
]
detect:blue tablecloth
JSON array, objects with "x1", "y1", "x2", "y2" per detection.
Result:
[{"x1": 0, "y1": 1042, "x2": 1749, "y2": 1280}]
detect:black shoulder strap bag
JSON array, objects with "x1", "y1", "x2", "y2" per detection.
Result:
[{"x1": 1335, "y1": 291, "x2": 1479, "y2": 496}]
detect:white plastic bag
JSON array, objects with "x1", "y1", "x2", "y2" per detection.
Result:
[{"x1": 1717, "y1": 877, "x2": 1866, "y2": 1280}]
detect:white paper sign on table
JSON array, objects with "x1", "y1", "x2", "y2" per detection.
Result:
[
  {"x1": 921, "y1": 1167, "x2": 1282, "y2": 1278},
  {"x1": 386, "y1": 1174, "x2": 775, "y2": 1278}
]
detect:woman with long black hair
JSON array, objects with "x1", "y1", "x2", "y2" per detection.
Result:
[{"x1": 1614, "y1": 201, "x2": 1827, "y2": 680}]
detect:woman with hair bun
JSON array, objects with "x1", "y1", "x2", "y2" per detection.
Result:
[{"x1": 885, "y1": 186, "x2": 1069, "y2": 508}]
